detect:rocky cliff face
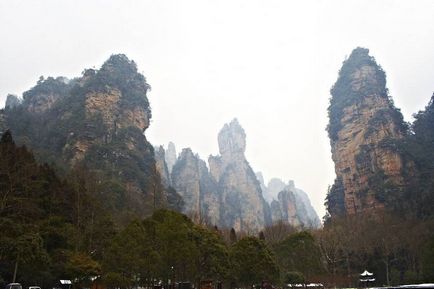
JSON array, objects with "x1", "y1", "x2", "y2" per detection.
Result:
[
  {"x1": 171, "y1": 148, "x2": 203, "y2": 215},
  {"x1": 326, "y1": 47, "x2": 410, "y2": 217},
  {"x1": 291, "y1": 184, "x2": 321, "y2": 227},
  {"x1": 255, "y1": 172, "x2": 270, "y2": 202},
  {"x1": 273, "y1": 190, "x2": 300, "y2": 226},
  {"x1": 154, "y1": 145, "x2": 171, "y2": 188},
  {"x1": 261, "y1": 177, "x2": 321, "y2": 228},
  {"x1": 209, "y1": 119, "x2": 271, "y2": 232},
  {"x1": 2, "y1": 54, "x2": 177, "y2": 220},
  {"x1": 165, "y1": 141, "x2": 177, "y2": 174},
  {"x1": 171, "y1": 148, "x2": 219, "y2": 224},
  {"x1": 22, "y1": 76, "x2": 69, "y2": 113},
  {"x1": 165, "y1": 120, "x2": 319, "y2": 230},
  {"x1": 5, "y1": 94, "x2": 20, "y2": 109},
  {"x1": 267, "y1": 178, "x2": 286, "y2": 198}
]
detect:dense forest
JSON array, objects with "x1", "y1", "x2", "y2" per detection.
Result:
[{"x1": 1, "y1": 131, "x2": 433, "y2": 289}]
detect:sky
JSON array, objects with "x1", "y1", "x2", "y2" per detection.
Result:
[{"x1": 1, "y1": 0, "x2": 433, "y2": 218}]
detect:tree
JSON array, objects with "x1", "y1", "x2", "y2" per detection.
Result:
[
  {"x1": 421, "y1": 236, "x2": 434, "y2": 282},
  {"x1": 0, "y1": 131, "x2": 113, "y2": 288},
  {"x1": 151, "y1": 209, "x2": 198, "y2": 283},
  {"x1": 273, "y1": 232, "x2": 323, "y2": 282},
  {"x1": 66, "y1": 252, "x2": 101, "y2": 287},
  {"x1": 263, "y1": 220, "x2": 295, "y2": 245},
  {"x1": 230, "y1": 236, "x2": 279, "y2": 287},
  {"x1": 229, "y1": 228, "x2": 237, "y2": 245},
  {"x1": 193, "y1": 226, "x2": 229, "y2": 285},
  {"x1": 284, "y1": 271, "x2": 305, "y2": 284},
  {"x1": 103, "y1": 220, "x2": 158, "y2": 289}
]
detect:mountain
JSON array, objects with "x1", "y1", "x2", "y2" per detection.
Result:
[
  {"x1": 170, "y1": 148, "x2": 220, "y2": 224},
  {"x1": 208, "y1": 119, "x2": 271, "y2": 231},
  {"x1": 154, "y1": 145, "x2": 171, "y2": 188},
  {"x1": 165, "y1": 141, "x2": 177, "y2": 174},
  {"x1": 5, "y1": 94, "x2": 20, "y2": 109},
  {"x1": 162, "y1": 119, "x2": 319, "y2": 231},
  {"x1": 325, "y1": 47, "x2": 418, "y2": 218},
  {"x1": 261, "y1": 178, "x2": 321, "y2": 228},
  {"x1": 166, "y1": 119, "x2": 271, "y2": 231},
  {"x1": 1, "y1": 54, "x2": 179, "y2": 221},
  {"x1": 1, "y1": 54, "x2": 320, "y2": 230}
]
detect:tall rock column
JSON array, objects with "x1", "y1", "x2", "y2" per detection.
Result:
[
  {"x1": 154, "y1": 145, "x2": 171, "y2": 188},
  {"x1": 165, "y1": 141, "x2": 177, "y2": 174},
  {"x1": 171, "y1": 148, "x2": 219, "y2": 224},
  {"x1": 172, "y1": 148, "x2": 202, "y2": 215},
  {"x1": 326, "y1": 47, "x2": 409, "y2": 216},
  {"x1": 209, "y1": 119, "x2": 270, "y2": 232}
]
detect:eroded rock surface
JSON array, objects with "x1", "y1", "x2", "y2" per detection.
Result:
[
  {"x1": 209, "y1": 119, "x2": 271, "y2": 232},
  {"x1": 326, "y1": 47, "x2": 411, "y2": 216},
  {"x1": 2, "y1": 54, "x2": 174, "y2": 219}
]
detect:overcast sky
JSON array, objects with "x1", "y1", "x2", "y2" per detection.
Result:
[{"x1": 1, "y1": 0, "x2": 433, "y2": 218}]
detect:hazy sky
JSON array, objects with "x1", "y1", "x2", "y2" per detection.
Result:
[{"x1": 1, "y1": 0, "x2": 433, "y2": 218}]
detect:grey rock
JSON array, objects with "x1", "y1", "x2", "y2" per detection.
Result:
[
  {"x1": 171, "y1": 148, "x2": 219, "y2": 224},
  {"x1": 210, "y1": 119, "x2": 270, "y2": 232},
  {"x1": 165, "y1": 141, "x2": 177, "y2": 174},
  {"x1": 5, "y1": 94, "x2": 20, "y2": 109},
  {"x1": 154, "y1": 145, "x2": 171, "y2": 188}
]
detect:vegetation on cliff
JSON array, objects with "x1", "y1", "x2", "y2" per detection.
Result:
[
  {"x1": 325, "y1": 47, "x2": 418, "y2": 218},
  {"x1": 324, "y1": 48, "x2": 434, "y2": 285},
  {"x1": 400, "y1": 93, "x2": 434, "y2": 218},
  {"x1": 3, "y1": 55, "x2": 179, "y2": 221},
  {"x1": 327, "y1": 47, "x2": 400, "y2": 141}
]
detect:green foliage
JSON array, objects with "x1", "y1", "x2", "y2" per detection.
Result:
[
  {"x1": 229, "y1": 228, "x2": 237, "y2": 244},
  {"x1": 193, "y1": 226, "x2": 230, "y2": 281},
  {"x1": 230, "y1": 236, "x2": 279, "y2": 286},
  {"x1": 284, "y1": 271, "x2": 305, "y2": 284},
  {"x1": 400, "y1": 93, "x2": 434, "y2": 218},
  {"x1": 324, "y1": 178, "x2": 345, "y2": 219},
  {"x1": 65, "y1": 252, "x2": 101, "y2": 284},
  {"x1": 0, "y1": 131, "x2": 113, "y2": 288},
  {"x1": 22, "y1": 76, "x2": 69, "y2": 103},
  {"x1": 102, "y1": 209, "x2": 229, "y2": 288},
  {"x1": 273, "y1": 232, "x2": 323, "y2": 281},
  {"x1": 103, "y1": 219, "x2": 158, "y2": 287},
  {"x1": 84, "y1": 54, "x2": 151, "y2": 114},
  {"x1": 421, "y1": 236, "x2": 434, "y2": 281}
]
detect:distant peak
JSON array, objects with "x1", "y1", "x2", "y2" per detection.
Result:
[
  {"x1": 344, "y1": 46, "x2": 380, "y2": 72},
  {"x1": 180, "y1": 147, "x2": 194, "y2": 156},
  {"x1": 218, "y1": 119, "x2": 246, "y2": 157},
  {"x1": 349, "y1": 47, "x2": 370, "y2": 58},
  {"x1": 5, "y1": 94, "x2": 21, "y2": 109},
  {"x1": 230, "y1": 117, "x2": 239, "y2": 125},
  {"x1": 103, "y1": 54, "x2": 136, "y2": 68}
]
